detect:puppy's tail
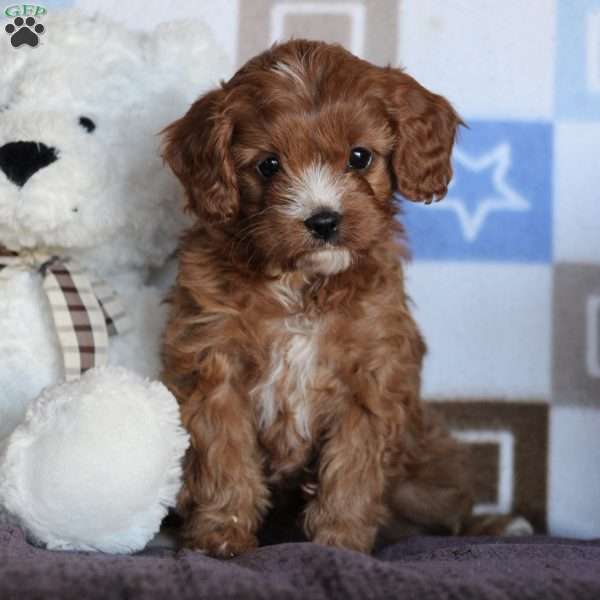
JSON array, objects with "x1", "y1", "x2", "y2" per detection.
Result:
[{"x1": 381, "y1": 407, "x2": 533, "y2": 541}]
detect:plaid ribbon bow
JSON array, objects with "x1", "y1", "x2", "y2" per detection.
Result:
[{"x1": 0, "y1": 251, "x2": 132, "y2": 381}]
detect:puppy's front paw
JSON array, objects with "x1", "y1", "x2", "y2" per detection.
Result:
[
  {"x1": 198, "y1": 527, "x2": 258, "y2": 558},
  {"x1": 312, "y1": 527, "x2": 376, "y2": 553},
  {"x1": 305, "y1": 503, "x2": 376, "y2": 553},
  {"x1": 184, "y1": 518, "x2": 258, "y2": 558}
]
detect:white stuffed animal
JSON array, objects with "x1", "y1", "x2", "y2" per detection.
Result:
[{"x1": 0, "y1": 11, "x2": 229, "y2": 552}]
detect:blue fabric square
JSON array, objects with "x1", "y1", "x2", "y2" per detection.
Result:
[
  {"x1": 399, "y1": 121, "x2": 553, "y2": 263},
  {"x1": 556, "y1": 0, "x2": 600, "y2": 120}
]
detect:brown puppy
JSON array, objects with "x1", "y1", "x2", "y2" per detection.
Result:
[{"x1": 161, "y1": 40, "x2": 474, "y2": 557}]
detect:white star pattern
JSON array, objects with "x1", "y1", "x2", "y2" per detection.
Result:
[{"x1": 432, "y1": 143, "x2": 530, "y2": 242}]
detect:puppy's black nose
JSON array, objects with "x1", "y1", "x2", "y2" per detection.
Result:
[
  {"x1": 0, "y1": 141, "x2": 58, "y2": 188},
  {"x1": 304, "y1": 210, "x2": 341, "y2": 241}
]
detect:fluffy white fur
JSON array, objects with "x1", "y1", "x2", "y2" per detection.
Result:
[
  {"x1": 281, "y1": 163, "x2": 343, "y2": 219},
  {"x1": 0, "y1": 10, "x2": 230, "y2": 552},
  {"x1": 296, "y1": 248, "x2": 352, "y2": 275},
  {"x1": 0, "y1": 368, "x2": 189, "y2": 553},
  {"x1": 252, "y1": 315, "x2": 319, "y2": 442}
]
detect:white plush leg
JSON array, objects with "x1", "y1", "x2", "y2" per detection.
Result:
[{"x1": 0, "y1": 367, "x2": 188, "y2": 553}]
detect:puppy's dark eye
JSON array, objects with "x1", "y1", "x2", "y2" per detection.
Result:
[
  {"x1": 257, "y1": 155, "x2": 280, "y2": 178},
  {"x1": 348, "y1": 147, "x2": 372, "y2": 170},
  {"x1": 78, "y1": 116, "x2": 96, "y2": 133}
]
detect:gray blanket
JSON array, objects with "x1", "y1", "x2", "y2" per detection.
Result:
[{"x1": 1, "y1": 525, "x2": 599, "y2": 599}]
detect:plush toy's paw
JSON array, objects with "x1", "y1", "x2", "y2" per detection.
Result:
[{"x1": 0, "y1": 367, "x2": 189, "y2": 553}]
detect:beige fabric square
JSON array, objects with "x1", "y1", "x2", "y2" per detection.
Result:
[
  {"x1": 283, "y1": 13, "x2": 352, "y2": 48},
  {"x1": 553, "y1": 264, "x2": 600, "y2": 406},
  {"x1": 433, "y1": 401, "x2": 549, "y2": 532},
  {"x1": 238, "y1": 0, "x2": 399, "y2": 67}
]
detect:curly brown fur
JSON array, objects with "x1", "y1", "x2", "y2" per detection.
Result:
[{"x1": 161, "y1": 40, "x2": 474, "y2": 557}]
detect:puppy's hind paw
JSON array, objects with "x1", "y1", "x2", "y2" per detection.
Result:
[
  {"x1": 462, "y1": 514, "x2": 535, "y2": 536},
  {"x1": 501, "y1": 516, "x2": 534, "y2": 537}
]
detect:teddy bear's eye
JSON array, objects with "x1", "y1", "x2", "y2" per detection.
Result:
[{"x1": 78, "y1": 116, "x2": 96, "y2": 133}]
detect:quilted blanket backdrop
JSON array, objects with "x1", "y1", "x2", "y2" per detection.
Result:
[{"x1": 20, "y1": 0, "x2": 600, "y2": 538}]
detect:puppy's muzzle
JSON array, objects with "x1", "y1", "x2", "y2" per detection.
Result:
[
  {"x1": 0, "y1": 141, "x2": 58, "y2": 188},
  {"x1": 304, "y1": 210, "x2": 341, "y2": 242}
]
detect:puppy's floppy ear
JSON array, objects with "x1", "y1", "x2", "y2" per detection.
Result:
[
  {"x1": 162, "y1": 87, "x2": 239, "y2": 222},
  {"x1": 380, "y1": 68, "x2": 462, "y2": 203}
]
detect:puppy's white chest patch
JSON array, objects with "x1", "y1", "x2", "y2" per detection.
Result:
[{"x1": 251, "y1": 314, "x2": 319, "y2": 442}]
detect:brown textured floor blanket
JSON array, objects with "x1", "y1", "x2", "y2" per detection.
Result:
[{"x1": 1, "y1": 525, "x2": 599, "y2": 600}]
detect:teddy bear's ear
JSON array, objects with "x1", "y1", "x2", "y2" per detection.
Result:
[{"x1": 142, "y1": 20, "x2": 232, "y2": 96}]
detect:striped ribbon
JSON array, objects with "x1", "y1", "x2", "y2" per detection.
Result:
[{"x1": 0, "y1": 252, "x2": 131, "y2": 381}]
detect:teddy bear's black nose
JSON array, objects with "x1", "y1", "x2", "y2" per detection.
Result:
[{"x1": 0, "y1": 141, "x2": 58, "y2": 187}]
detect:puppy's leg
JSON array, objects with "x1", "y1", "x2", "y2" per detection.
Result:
[
  {"x1": 304, "y1": 406, "x2": 388, "y2": 553},
  {"x1": 178, "y1": 351, "x2": 270, "y2": 558}
]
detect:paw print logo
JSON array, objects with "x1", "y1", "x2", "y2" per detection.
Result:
[{"x1": 5, "y1": 16, "x2": 45, "y2": 48}]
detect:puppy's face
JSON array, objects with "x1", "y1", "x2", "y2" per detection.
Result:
[
  {"x1": 227, "y1": 84, "x2": 397, "y2": 276},
  {"x1": 163, "y1": 41, "x2": 460, "y2": 276}
]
